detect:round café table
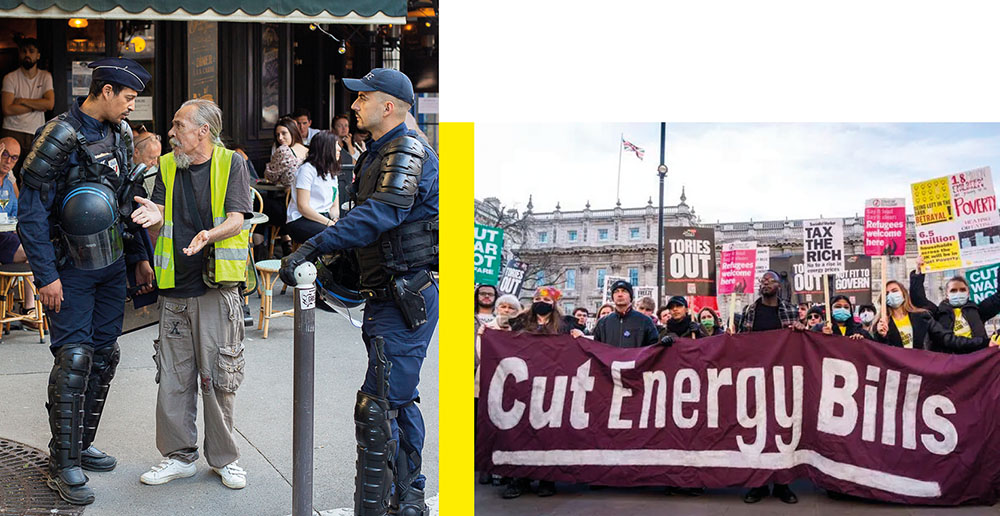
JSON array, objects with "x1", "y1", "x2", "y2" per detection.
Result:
[{"x1": 253, "y1": 181, "x2": 285, "y2": 192}]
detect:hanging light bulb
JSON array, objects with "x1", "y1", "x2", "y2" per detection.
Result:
[
  {"x1": 130, "y1": 36, "x2": 146, "y2": 53},
  {"x1": 338, "y1": 42, "x2": 346, "y2": 55},
  {"x1": 68, "y1": 18, "x2": 88, "y2": 28}
]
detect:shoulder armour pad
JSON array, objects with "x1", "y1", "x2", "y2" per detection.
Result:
[
  {"x1": 372, "y1": 135, "x2": 425, "y2": 209},
  {"x1": 21, "y1": 119, "x2": 79, "y2": 190}
]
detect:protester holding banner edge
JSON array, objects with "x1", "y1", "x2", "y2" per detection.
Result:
[
  {"x1": 908, "y1": 256, "x2": 1000, "y2": 351},
  {"x1": 658, "y1": 295, "x2": 706, "y2": 343},
  {"x1": 475, "y1": 294, "x2": 521, "y2": 486},
  {"x1": 874, "y1": 280, "x2": 991, "y2": 351},
  {"x1": 812, "y1": 295, "x2": 870, "y2": 340}
]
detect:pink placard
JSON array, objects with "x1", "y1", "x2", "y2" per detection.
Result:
[
  {"x1": 864, "y1": 198, "x2": 906, "y2": 256},
  {"x1": 719, "y1": 243, "x2": 757, "y2": 295}
]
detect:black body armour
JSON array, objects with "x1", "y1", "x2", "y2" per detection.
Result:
[
  {"x1": 21, "y1": 114, "x2": 134, "y2": 264},
  {"x1": 353, "y1": 134, "x2": 438, "y2": 288}
]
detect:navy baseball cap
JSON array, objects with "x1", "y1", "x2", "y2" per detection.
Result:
[
  {"x1": 666, "y1": 296, "x2": 688, "y2": 308},
  {"x1": 88, "y1": 58, "x2": 151, "y2": 92},
  {"x1": 343, "y1": 68, "x2": 415, "y2": 106}
]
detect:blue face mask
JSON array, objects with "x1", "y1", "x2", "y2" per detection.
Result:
[
  {"x1": 886, "y1": 291, "x2": 904, "y2": 308},
  {"x1": 948, "y1": 292, "x2": 969, "y2": 307},
  {"x1": 833, "y1": 307, "x2": 851, "y2": 322}
]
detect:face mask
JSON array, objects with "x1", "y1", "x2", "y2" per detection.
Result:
[
  {"x1": 532, "y1": 301, "x2": 553, "y2": 316},
  {"x1": 886, "y1": 292, "x2": 904, "y2": 308},
  {"x1": 949, "y1": 292, "x2": 969, "y2": 307},
  {"x1": 701, "y1": 318, "x2": 715, "y2": 329},
  {"x1": 860, "y1": 312, "x2": 875, "y2": 324},
  {"x1": 833, "y1": 307, "x2": 852, "y2": 322}
]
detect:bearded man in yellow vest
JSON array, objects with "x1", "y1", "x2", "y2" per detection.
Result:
[{"x1": 132, "y1": 98, "x2": 253, "y2": 490}]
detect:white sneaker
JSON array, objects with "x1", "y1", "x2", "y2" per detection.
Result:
[
  {"x1": 213, "y1": 461, "x2": 247, "y2": 489},
  {"x1": 140, "y1": 458, "x2": 197, "y2": 485}
]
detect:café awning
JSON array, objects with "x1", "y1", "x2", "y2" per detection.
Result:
[{"x1": 0, "y1": 0, "x2": 406, "y2": 23}]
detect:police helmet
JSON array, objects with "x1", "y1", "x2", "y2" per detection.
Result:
[
  {"x1": 60, "y1": 182, "x2": 123, "y2": 270},
  {"x1": 315, "y1": 251, "x2": 363, "y2": 309}
]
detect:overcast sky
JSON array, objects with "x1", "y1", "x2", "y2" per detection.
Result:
[{"x1": 474, "y1": 123, "x2": 1000, "y2": 223}]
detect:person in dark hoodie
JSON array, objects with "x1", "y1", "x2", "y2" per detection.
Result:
[
  {"x1": 659, "y1": 296, "x2": 706, "y2": 342},
  {"x1": 811, "y1": 295, "x2": 870, "y2": 340},
  {"x1": 593, "y1": 279, "x2": 659, "y2": 348},
  {"x1": 909, "y1": 256, "x2": 1000, "y2": 352},
  {"x1": 697, "y1": 307, "x2": 725, "y2": 336},
  {"x1": 874, "y1": 280, "x2": 989, "y2": 351}
]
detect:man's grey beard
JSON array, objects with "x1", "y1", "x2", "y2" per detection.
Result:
[{"x1": 173, "y1": 150, "x2": 193, "y2": 169}]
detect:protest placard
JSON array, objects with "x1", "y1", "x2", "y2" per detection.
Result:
[
  {"x1": 664, "y1": 226, "x2": 716, "y2": 296},
  {"x1": 474, "y1": 224, "x2": 504, "y2": 285},
  {"x1": 967, "y1": 263, "x2": 1000, "y2": 304},
  {"x1": 718, "y1": 242, "x2": 757, "y2": 295},
  {"x1": 912, "y1": 167, "x2": 1000, "y2": 272},
  {"x1": 633, "y1": 286, "x2": 657, "y2": 309},
  {"x1": 753, "y1": 246, "x2": 770, "y2": 292},
  {"x1": 803, "y1": 219, "x2": 845, "y2": 276},
  {"x1": 497, "y1": 259, "x2": 529, "y2": 297},
  {"x1": 835, "y1": 255, "x2": 873, "y2": 306},
  {"x1": 865, "y1": 198, "x2": 907, "y2": 256},
  {"x1": 602, "y1": 275, "x2": 629, "y2": 305}
]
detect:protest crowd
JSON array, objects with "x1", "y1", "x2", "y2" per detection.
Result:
[{"x1": 474, "y1": 172, "x2": 1000, "y2": 506}]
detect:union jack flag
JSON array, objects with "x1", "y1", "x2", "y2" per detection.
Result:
[{"x1": 622, "y1": 139, "x2": 644, "y2": 160}]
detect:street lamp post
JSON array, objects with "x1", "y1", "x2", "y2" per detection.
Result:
[{"x1": 657, "y1": 122, "x2": 667, "y2": 308}]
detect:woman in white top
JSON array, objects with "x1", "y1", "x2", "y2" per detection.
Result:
[{"x1": 284, "y1": 131, "x2": 341, "y2": 243}]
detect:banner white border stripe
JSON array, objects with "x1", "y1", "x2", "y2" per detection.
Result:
[{"x1": 493, "y1": 449, "x2": 941, "y2": 498}]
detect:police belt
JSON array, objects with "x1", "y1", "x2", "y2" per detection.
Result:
[{"x1": 360, "y1": 286, "x2": 393, "y2": 300}]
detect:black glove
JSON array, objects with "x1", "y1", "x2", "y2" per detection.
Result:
[
  {"x1": 658, "y1": 334, "x2": 674, "y2": 346},
  {"x1": 279, "y1": 240, "x2": 320, "y2": 287}
]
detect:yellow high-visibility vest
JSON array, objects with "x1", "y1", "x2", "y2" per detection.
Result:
[{"x1": 153, "y1": 145, "x2": 248, "y2": 288}]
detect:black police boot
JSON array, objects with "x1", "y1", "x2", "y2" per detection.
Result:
[
  {"x1": 81, "y1": 446, "x2": 117, "y2": 472},
  {"x1": 743, "y1": 485, "x2": 770, "y2": 503},
  {"x1": 46, "y1": 344, "x2": 96, "y2": 505},
  {"x1": 80, "y1": 344, "x2": 119, "y2": 472}
]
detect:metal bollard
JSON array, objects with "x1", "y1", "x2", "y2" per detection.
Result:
[{"x1": 292, "y1": 262, "x2": 317, "y2": 516}]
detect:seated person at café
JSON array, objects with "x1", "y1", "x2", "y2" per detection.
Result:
[
  {"x1": 259, "y1": 118, "x2": 307, "y2": 255},
  {"x1": 0, "y1": 137, "x2": 36, "y2": 321},
  {"x1": 284, "y1": 132, "x2": 340, "y2": 243}
]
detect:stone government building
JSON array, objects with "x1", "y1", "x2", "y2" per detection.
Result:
[{"x1": 475, "y1": 193, "x2": 969, "y2": 319}]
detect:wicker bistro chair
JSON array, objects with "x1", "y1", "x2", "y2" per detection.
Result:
[{"x1": 0, "y1": 263, "x2": 46, "y2": 342}]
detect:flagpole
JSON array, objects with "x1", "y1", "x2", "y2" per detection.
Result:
[{"x1": 616, "y1": 133, "x2": 623, "y2": 205}]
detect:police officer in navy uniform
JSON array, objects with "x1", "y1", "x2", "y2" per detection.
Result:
[
  {"x1": 280, "y1": 68, "x2": 438, "y2": 516},
  {"x1": 18, "y1": 58, "x2": 159, "y2": 505}
]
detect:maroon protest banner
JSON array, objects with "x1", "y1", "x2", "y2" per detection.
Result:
[{"x1": 477, "y1": 330, "x2": 1000, "y2": 505}]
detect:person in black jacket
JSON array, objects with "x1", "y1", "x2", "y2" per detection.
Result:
[
  {"x1": 909, "y1": 256, "x2": 1000, "y2": 352},
  {"x1": 697, "y1": 307, "x2": 725, "y2": 336},
  {"x1": 874, "y1": 280, "x2": 989, "y2": 352},
  {"x1": 811, "y1": 295, "x2": 871, "y2": 340},
  {"x1": 659, "y1": 296, "x2": 706, "y2": 342},
  {"x1": 593, "y1": 280, "x2": 659, "y2": 348}
]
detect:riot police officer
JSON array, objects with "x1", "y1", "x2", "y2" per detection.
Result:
[
  {"x1": 280, "y1": 68, "x2": 438, "y2": 516},
  {"x1": 18, "y1": 58, "x2": 158, "y2": 505}
]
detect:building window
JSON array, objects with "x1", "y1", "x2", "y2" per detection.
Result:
[
  {"x1": 630, "y1": 227, "x2": 640, "y2": 239},
  {"x1": 599, "y1": 229, "x2": 609, "y2": 241},
  {"x1": 629, "y1": 268, "x2": 639, "y2": 286},
  {"x1": 564, "y1": 302, "x2": 575, "y2": 314},
  {"x1": 536, "y1": 269, "x2": 545, "y2": 285},
  {"x1": 568, "y1": 230, "x2": 577, "y2": 242},
  {"x1": 597, "y1": 268, "x2": 606, "y2": 289},
  {"x1": 566, "y1": 269, "x2": 576, "y2": 290},
  {"x1": 538, "y1": 231, "x2": 548, "y2": 243}
]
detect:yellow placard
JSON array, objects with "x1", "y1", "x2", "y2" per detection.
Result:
[
  {"x1": 911, "y1": 177, "x2": 953, "y2": 225},
  {"x1": 918, "y1": 239, "x2": 962, "y2": 271}
]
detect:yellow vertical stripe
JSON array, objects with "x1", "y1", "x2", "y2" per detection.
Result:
[{"x1": 438, "y1": 122, "x2": 473, "y2": 515}]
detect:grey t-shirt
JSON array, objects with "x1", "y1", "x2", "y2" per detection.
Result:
[{"x1": 152, "y1": 152, "x2": 253, "y2": 298}]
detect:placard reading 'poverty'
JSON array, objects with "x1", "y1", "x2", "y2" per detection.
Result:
[{"x1": 912, "y1": 167, "x2": 1000, "y2": 272}]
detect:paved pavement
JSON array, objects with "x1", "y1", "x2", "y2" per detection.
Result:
[
  {"x1": 0, "y1": 287, "x2": 438, "y2": 516},
  {"x1": 475, "y1": 479, "x2": 1000, "y2": 515}
]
